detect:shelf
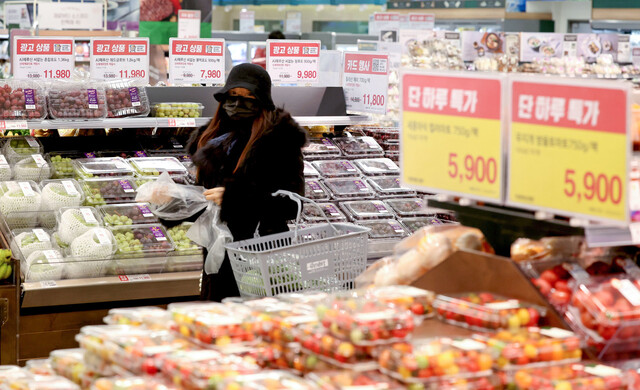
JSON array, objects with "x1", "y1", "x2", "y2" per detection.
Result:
[
  {"x1": 293, "y1": 115, "x2": 370, "y2": 126},
  {"x1": 19, "y1": 117, "x2": 211, "y2": 129}
]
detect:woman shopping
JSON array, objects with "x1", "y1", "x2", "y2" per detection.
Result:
[{"x1": 187, "y1": 63, "x2": 308, "y2": 301}]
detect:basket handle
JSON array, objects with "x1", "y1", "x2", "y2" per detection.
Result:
[{"x1": 271, "y1": 190, "x2": 339, "y2": 241}]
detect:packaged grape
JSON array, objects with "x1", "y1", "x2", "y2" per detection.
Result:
[
  {"x1": 386, "y1": 198, "x2": 428, "y2": 217},
  {"x1": 2, "y1": 136, "x2": 42, "y2": 163},
  {"x1": 311, "y1": 160, "x2": 360, "y2": 178},
  {"x1": 511, "y1": 363, "x2": 628, "y2": 390},
  {"x1": 168, "y1": 301, "x2": 259, "y2": 347},
  {"x1": 12, "y1": 154, "x2": 52, "y2": 182},
  {"x1": 128, "y1": 157, "x2": 189, "y2": 177},
  {"x1": 356, "y1": 219, "x2": 409, "y2": 240},
  {"x1": 73, "y1": 157, "x2": 134, "y2": 179},
  {"x1": 57, "y1": 207, "x2": 103, "y2": 245},
  {"x1": 333, "y1": 136, "x2": 384, "y2": 158},
  {"x1": 304, "y1": 179, "x2": 330, "y2": 201},
  {"x1": 151, "y1": 102, "x2": 203, "y2": 118},
  {"x1": 295, "y1": 323, "x2": 376, "y2": 369},
  {"x1": 220, "y1": 371, "x2": 317, "y2": 390},
  {"x1": 80, "y1": 177, "x2": 138, "y2": 206},
  {"x1": 307, "y1": 370, "x2": 405, "y2": 390},
  {"x1": 48, "y1": 82, "x2": 107, "y2": 120},
  {"x1": 302, "y1": 138, "x2": 341, "y2": 159},
  {"x1": 0, "y1": 155, "x2": 12, "y2": 181},
  {"x1": 362, "y1": 127, "x2": 400, "y2": 142},
  {"x1": 25, "y1": 359, "x2": 55, "y2": 376},
  {"x1": 99, "y1": 203, "x2": 159, "y2": 226},
  {"x1": 47, "y1": 151, "x2": 93, "y2": 179},
  {"x1": 10, "y1": 228, "x2": 53, "y2": 261},
  {"x1": 381, "y1": 140, "x2": 400, "y2": 152},
  {"x1": 103, "y1": 306, "x2": 169, "y2": 329},
  {"x1": 39, "y1": 180, "x2": 85, "y2": 228},
  {"x1": 353, "y1": 158, "x2": 400, "y2": 176},
  {"x1": 341, "y1": 200, "x2": 394, "y2": 220},
  {"x1": 159, "y1": 349, "x2": 260, "y2": 390},
  {"x1": 378, "y1": 339, "x2": 494, "y2": 385},
  {"x1": 401, "y1": 217, "x2": 448, "y2": 234},
  {"x1": 7, "y1": 375, "x2": 80, "y2": 390},
  {"x1": 302, "y1": 203, "x2": 348, "y2": 223},
  {"x1": 96, "y1": 150, "x2": 147, "y2": 159},
  {"x1": 110, "y1": 224, "x2": 175, "y2": 256},
  {"x1": 49, "y1": 349, "x2": 87, "y2": 386},
  {"x1": 368, "y1": 285, "x2": 436, "y2": 317},
  {"x1": 315, "y1": 291, "x2": 417, "y2": 346},
  {"x1": 433, "y1": 292, "x2": 547, "y2": 331},
  {"x1": 304, "y1": 161, "x2": 320, "y2": 178},
  {"x1": 324, "y1": 178, "x2": 375, "y2": 200},
  {"x1": 0, "y1": 81, "x2": 47, "y2": 120},
  {"x1": 103, "y1": 80, "x2": 151, "y2": 118},
  {"x1": 0, "y1": 181, "x2": 42, "y2": 228},
  {"x1": 167, "y1": 222, "x2": 202, "y2": 256},
  {"x1": 92, "y1": 377, "x2": 175, "y2": 390},
  {"x1": 23, "y1": 249, "x2": 65, "y2": 282}
]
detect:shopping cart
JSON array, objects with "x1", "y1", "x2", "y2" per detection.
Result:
[{"x1": 226, "y1": 190, "x2": 370, "y2": 297}]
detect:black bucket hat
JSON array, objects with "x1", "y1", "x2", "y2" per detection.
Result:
[{"x1": 214, "y1": 63, "x2": 276, "y2": 111}]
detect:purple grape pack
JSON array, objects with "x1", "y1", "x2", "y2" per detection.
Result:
[
  {"x1": 84, "y1": 152, "x2": 96, "y2": 158},
  {"x1": 149, "y1": 226, "x2": 167, "y2": 241},
  {"x1": 354, "y1": 180, "x2": 367, "y2": 191},
  {"x1": 323, "y1": 204, "x2": 340, "y2": 216},
  {"x1": 137, "y1": 204, "x2": 153, "y2": 217},
  {"x1": 373, "y1": 202, "x2": 389, "y2": 213},
  {"x1": 119, "y1": 180, "x2": 134, "y2": 193},
  {"x1": 87, "y1": 89, "x2": 99, "y2": 109},
  {"x1": 24, "y1": 89, "x2": 36, "y2": 110},
  {"x1": 340, "y1": 161, "x2": 356, "y2": 172},
  {"x1": 134, "y1": 151, "x2": 148, "y2": 157},
  {"x1": 129, "y1": 87, "x2": 141, "y2": 107},
  {"x1": 307, "y1": 180, "x2": 323, "y2": 193}
]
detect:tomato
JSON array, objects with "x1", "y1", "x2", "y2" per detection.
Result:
[
  {"x1": 594, "y1": 290, "x2": 615, "y2": 307},
  {"x1": 528, "y1": 308, "x2": 541, "y2": 326},
  {"x1": 550, "y1": 290, "x2": 571, "y2": 305},
  {"x1": 534, "y1": 278, "x2": 552, "y2": 296},
  {"x1": 555, "y1": 280, "x2": 571, "y2": 293},
  {"x1": 540, "y1": 270, "x2": 559, "y2": 286}
]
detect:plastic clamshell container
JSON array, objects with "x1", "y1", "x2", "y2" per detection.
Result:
[
  {"x1": 103, "y1": 306, "x2": 169, "y2": 329},
  {"x1": 73, "y1": 157, "x2": 134, "y2": 178},
  {"x1": 249, "y1": 301, "x2": 316, "y2": 344},
  {"x1": 166, "y1": 222, "x2": 202, "y2": 257},
  {"x1": 0, "y1": 155, "x2": 12, "y2": 182},
  {"x1": 104, "y1": 80, "x2": 151, "y2": 118},
  {"x1": 363, "y1": 126, "x2": 400, "y2": 141},
  {"x1": 49, "y1": 348, "x2": 85, "y2": 383},
  {"x1": 0, "y1": 366, "x2": 32, "y2": 386},
  {"x1": 7, "y1": 375, "x2": 80, "y2": 390},
  {"x1": 109, "y1": 224, "x2": 175, "y2": 257},
  {"x1": 128, "y1": 157, "x2": 188, "y2": 176},
  {"x1": 304, "y1": 179, "x2": 331, "y2": 201},
  {"x1": 254, "y1": 342, "x2": 332, "y2": 373},
  {"x1": 316, "y1": 291, "x2": 417, "y2": 345},
  {"x1": 99, "y1": 203, "x2": 159, "y2": 226},
  {"x1": 168, "y1": 302, "x2": 259, "y2": 347},
  {"x1": 3, "y1": 137, "x2": 42, "y2": 163},
  {"x1": 356, "y1": 219, "x2": 409, "y2": 240},
  {"x1": 511, "y1": 363, "x2": 628, "y2": 390},
  {"x1": 378, "y1": 338, "x2": 494, "y2": 385},
  {"x1": 25, "y1": 359, "x2": 54, "y2": 376},
  {"x1": 80, "y1": 177, "x2": 138, "y2": 206},
  {"x1": 0, "y1": 181, "x2": 42, "y2": 229},
  {"x1": 306, "y1": 370, "x2": 406, "y2": 390},
  {"x1": 220, "y1": 371, "x2": 317, "y2": 390},
  {"x1": 302, "y1": 203, "x2": 348, "y2": 223},
  {"x1": 159, "y1": 350, "x2": 260, "y2": 389},
  {"x1": 386, "y1": 198, "x2": 428, "y2": 217},
  {"x1": 311, "y1": 160, "x2": 360, "y2": 178},
  {"x1": 433, "y1": 292, "x2": 548, "y2": 331},
  {"x1": 341, "y1": 200, "x2": 394, "y2": 220},
  {"x1": 40, "y1": 179, "x2": 85, "y2": 208},
  {"x1": 151, "y1": 102, "x2": 204, "y2": 118},
  {"x1": 304, "y1": 161, "x2": 320, "y2": 178},
  {"x1": 133, "y1": 173, "x2": 191, "y2": 187},
  {"x1": 22, "y1": 249, "x2": 66, "y2": 282},
  {"x1": 91, "y1": 377, "x2": 174, "y2": 390},
  {"x1": 368, "y1": 285, "x2": 436, "y2": 317},
  {"x1": 96, "y1": 150, "x2": 148, "y2": 159},
  {"x1": 302, "y1": 138, "x2": 342, "y2": 159},
  {"x1": 48, "y1": 82, "x2": 107, "y2": 120},
  {"x1": 0, "y1": 81, "x2": 47, "y2": 120},
  {"x1": 12, "y1": 154, "x2": 52, "y2": 182},
  {"x1": 333, "y1": 136, "x2": 385, "y2": 158},
  {"x1": 46, "y1": 152, "x2": 89, "y2": 179},
  {"x1": 401, "y1": 217, "x2": 448, "y2": 234},
  {"x1": 324, "y1": 178, "x2": 376, "y2": 200},
  {"x1": 353, "y1": 158, "x2": 400, "y2": 176},
  {"x1": 10, "y1": 227, "x2": 55, "y2": 260}
]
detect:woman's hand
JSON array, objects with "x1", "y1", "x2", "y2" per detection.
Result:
[{"x1": 204, "y1": 187, "x2": 225, "y2": 206}]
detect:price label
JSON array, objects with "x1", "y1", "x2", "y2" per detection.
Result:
[
  {"x1": 12, "y1": 37, "x2": 74, "y2": 80},
  {"x1": 42, "y1": 250, "x2": 61, "y2": 263},
  {"x1": 118, "y1": 274, "x2": 151, "y2": 282},
  {"x1": 266, "y1": 40, "x2": 321, "y2": 85},
  {"x1": 0, "y1": 121, "x2": 28, "y2": 130},
  {"x1": 94, "y1": 229, "x2": 111, "y2": 245},
  {"x1": 400, "y1": 70, "x2": 504, "y2": 203},
  {"x1": 19, "y1": 182, "x2": 35, "y2": 197},
  {"x1": 31, "y1": 154, "x2": 46, "y2": 168},
  {"x1": 177, "y1": 10, "x2": 201, "y2": 39},
  {"x1": 342, "y1": 52, "x2": 389, "y2": 115},
  {"x1": 61, "y1": 180, "x2": 79, "y2": 196},
  {"x1": 40, "y1": 280, "x2": 57, "y2": 288},
  {"x1": 90, "y1": 38, "x2": 149, "y2": 84},
  {"x1": 80, "y1": 207, "x2": 97, "y2": 224},
  {"x1": 33, "y1": 229, "x2": 49, "y2": 242},
  {"x1": 507, "y1": 76, "x2": 630, "y2": 223},
  {"x1": 167, "y1": 118, "x2": 196, "y2": 127},
  {"x1": 169, "y1": 38, "x2": 225, "y2": 85}
]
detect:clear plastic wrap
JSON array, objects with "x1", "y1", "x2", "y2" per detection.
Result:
[
  {"x1": 510, "y1": 236, "x2": 584, "y2": 262},
  {"x1": 341, "y1": 200, "x2": 393, "y2": 220},
  {"x1": 302, "y1": 203, "x2": 348, "y2": 223},
  {"x1": 0, "y1": 155, "x2": 12, "y2": 181},
  {"x1": 2, "y1": 137, "x2": 42, "y2": 164},
  {"x1": 220, "y1": 371, "x2": 317, "y2": 390},
  {"x1": 110, "y1": 224, "x2": 175, "y2": 257},
  {"x1": 25, "y1": 359, "x2": 55, "y2": 376},
  {"x1": 6, "y1": 375, "x2": 80, "y2": 390},
  {"x1": 303, "y1": 161, "x2": 320, "y2": 178},
  {"x1": 23, "y1": 249, "x2": 64, "y2": 282},
  {"x1": 10, "y1": 228, "x2": 53, "y2": 261},
  {"x1": 368, "y1": 285, "x2": 436, "y2": 317},
  {"x1": 104, "y1": 80, "x2": 151, "y2": 118},
  {"x1": 151, "y1": 103, "x2": 203, "y2": 118},
  {"x1": 258, "y1": 342, "x2": 332, "y2": 374},
  {"x1": 307, "y1": 370, "x2": 405, "y2": 390},
  {"x1": 311, "y1": 160, "x2": 360, "y2": 178},
  {"x1": 99, "y1": 203, "x2": 159, "y2": 226},
  {"x1": 128, "y1": 157, "x2": 188, "y2": 177},
  {"x1": 0, "y1": 81, "x2": 47, "y2": 120},
  {"x1": 302, "y1": 138, "x2": 341, "y2": 160},
  {"x1": 48, "y1": 82, "x2": 107, "y2": 120},
  {"x1": 386, "y1": 198, "x2": 429, "y2": 217},
  {"x1": 103, "y1": 306, "x2": 169, "y2": 329},
  {"x1": 47, "y1": 151, "x2": 90, "y2": 179},
  {"x1": 245, "y1": 300, "x2": 316, "y2": 344},
  {"x1": 167, "y1": 222, "x2": 202, "y2": 257},
  {"x1": 67, "y1": 228, "x2": 116, "y2": 278},
  {"x1": 73, "y1": 157, "x2": 134, "y2": 179},
  {"x1": 135, "y1": 172, "x2": 207, "y2": 221},
  {"x1": 402, "y1": 216, "x2": 449, "y2": 234},
  {"x1": 353, "y1": 158, "x2": 400, "y2": 176},
  {"x1": 511, "y1": 363, "x2": 628, "y2": 390},
  {"x1": 333, "y1": 136, "x2": 385, "y2": 158},
  {"x1": 49, "y1": 349, "x2": 88, "y2": 386},
  {"x1": 304, "y1": 179, "x2": 330, "y2": 201},
  {"x1": 356, "y1": 219, "x2": 409, "y2": 239},
  {"x1": 80, "y1": 177, "x2": 138, "y2": 206},
  {"x1": 324, "y1": 178, "x2": 375, "y2": 200},
  {"x1": 96, "y1": 150, "x2": 148, "y2": 159}
]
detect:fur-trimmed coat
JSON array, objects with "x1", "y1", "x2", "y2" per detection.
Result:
[{"x1": 188, "y1": 108, "x2": 308, "y2": 241}]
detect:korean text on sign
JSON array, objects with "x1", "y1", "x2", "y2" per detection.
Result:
[
  {"x1": 508, "y1": 77, "x2": 630, "y2": 223},
  {"x1": 401, "y1": 71, "x2": 504, "y2": 203},
  {"x1": 169, "y1": 38, "x2": 226, "y2": 85},
  {"x1": 266, "y1": 40, "x2": 321, "y2": 84},
  {"x1": 343, "y1": 52, "x2": 389, "y2": 115},
  {"x1": 13, "y1": 37, "x2": 74, "y2": 80},
  {"x1": 90, "y1": 38, "x2": 150, "y2": 84}
]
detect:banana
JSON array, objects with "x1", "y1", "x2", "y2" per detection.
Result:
[
  {"x1": 0, "y1": 263, "x2": 7, "y2": 280},
  {"x1": 2, "y1": 264, "x2": 11, "y2": 280}
]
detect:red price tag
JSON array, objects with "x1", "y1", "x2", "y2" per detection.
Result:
[
  {"x1": 169, "y1": 38, "x2": 226, "y2": 85},
  {"x1": 343, "y1": 52, "x2": 389, "y2": 115},
  {"x1": 12, "y1": 37, "x2": 74, "y2": 80},
  {"x1": 90, "y1": 38, "x2": 149, "y2": 83},
  {"x1": 266, "y1": 40, "x2": 321, "y2": 85}
]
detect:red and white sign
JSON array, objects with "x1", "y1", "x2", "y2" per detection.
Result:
[
  {"x1": 343, "y1": 52, "x2": 389, "y2": 115},
  {"x1": 407, "y1": 13, "x2": 435, "y2": 30},
  {"x1": 177, "y1": 10, "x2": 201, "y2": 39},
  {"x1": 90, "y1": 38, "x2": 150, "y2": 84},
  {"x1": 266, "y1": 40, "x2": 321, "y2": 85},
  {"x1": 369, "y1": 12, "x2": 400, "y2": 36},
  {"x1": 169, "y1": 38, "x2": 225, "y2": 85},
  {"x1": 239, "y1": 10, "x2": 255, "y2": 33},
  {"x1": 12, "y1": 37, "x2": 74, "y2": 80}
]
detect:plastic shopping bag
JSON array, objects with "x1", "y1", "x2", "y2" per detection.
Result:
[
  {"x1": 135, "y1": 172, "x2": 208, "y2": 220},
  {"x1": 187, "y1": 203, "x2": 233, "y2": 274}
]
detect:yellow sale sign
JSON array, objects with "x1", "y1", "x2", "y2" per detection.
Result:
[
  {"x1": 400, "y1": 71, "x2": 504, "y2": 202},
  {"x1": 507, "y1": 76, "x2": 630, "y2": 223}
]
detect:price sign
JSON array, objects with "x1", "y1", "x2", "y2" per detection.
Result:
[
  {"x1": 400, "y1": 70, "x2": 504, "y2": 203},
  {"x1": 343, "y1": 52, "x2": 389, "y2": 115},
  {"x1": 38, "y1": 2, "x2": 103, "y2": 30},
  {"x1": 368, "y1": 12, "x2": 400, "y2": 36},
  {"x1": 239, "y1": 10, "x2": 255, "y2": 32},
  {"x1": 266, "y1": 40, "x2": 321, "y2": 85},
  {"x1": 12, "y1": 37, "x2": 74, "y2": 80},
  {"x1": 177, "y1": 10, "x2": 201, "y2": 39},
  {"x1": 167, "y1": 118, "x2": 196, "y2": 127},
  {"x1": 407, "y1": 13, "x2": 435, "y2": 30},
  {"x1": 169, "y1": 38, "x2": 225, "y2": 85},
  {"x1": 90, "y1": 38, "x2": 149, "y2": 84},
  {"x1": 619, "y1": 34, "x2": 631, "y2": 63},
  {"x1": 508, "y1": 76, "x2": 630, "y2": 224}
]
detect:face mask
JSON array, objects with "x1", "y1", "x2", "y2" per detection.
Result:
[{"x1": 223, "y1": 96, "x2": 261, "y2": 119}]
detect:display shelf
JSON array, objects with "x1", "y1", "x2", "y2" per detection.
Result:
[{"x1": 293, "y1": 115, "x2": 370, "y2": 127}]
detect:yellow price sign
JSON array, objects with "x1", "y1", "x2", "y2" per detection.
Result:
[
  {"x1": 400, "y1": 71, "x2": 504, "y2": 202},
  {"x1": 507, "y1": 76, "x2": 630, "y2": 224}
]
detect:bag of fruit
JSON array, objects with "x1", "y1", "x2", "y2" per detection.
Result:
[{"x1": 135, "y1": 172, "x2": 207, "y2": 220}]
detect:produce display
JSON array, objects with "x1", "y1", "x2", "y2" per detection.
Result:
[
  {"x1": 324, "y1": 178, "x2": 375, "y2": 200},
  {"x1": 302, "y1": 138, "x2": 341, "y2": 159},
  {"x1": 0, "y1": 181, "x2": 42, "y2": 228},
  {"x1": 340, "y1": 200, "x2": 393, "y2": 220},
  {"x1": 333, "y1": 137, "x2": 385, "y2": 158},
  {"x1": 386, "y1": 198, "x2": 428, "y2": 217},
  {"x1": 3, "y1": 137, "x2": 42, "y2": 163},
  {"x1": 128, "y1": 157, "x2": 188, "y2": 177},
  {"x1": 110, "y1": 224, "x2": 175, "y2": 256},
  {"x1": 57, "y1": 207, "x2": 103, "y2": 245},
  {"x1": 0, "y1": 82, "x2": 47, "y2": 120},
  {"x1": 311, "y1": 160, "x2": 360, "y2": 178},
  {"x1": 304, "y1": 180, "x2": 331, "y2": 201},
  {"x1": 100, "y1": 203, "x2": 159, "y2": 226},
  {"x1": 150, "y1": 103, "x2": 203, "y2": 118},
  {"x1": 356, "y1": 219, "x2": 409, "y2": 239},
  {"x1": 353, "y1": 158, "x2": 400, "y2": 176},
  {"x1": 23, "y1": 249, "x2": 64, "y2": 282},
  {"x1": 104, "y1": 82, "x2": 150, "y2": 118},
  {"x1": 48, "y1": 83, "x2": 107, "y2": 120},
  {"x1": 81, "y1": 178, "x2": 138, "y2": 206},
  {"x1": 302, "y1": 203, "x2": 348, "y2": 223},
  {"x1": 12, "y1": 154, "x2": 52, "y2": 181},
  {"x1": 73, "y1": 158, "x2": 134, "y2": 178}
]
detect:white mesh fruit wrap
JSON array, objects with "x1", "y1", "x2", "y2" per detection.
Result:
[
  {"x1": 0, "y1": 167, "x2": 11, "y2": 181},
  {"x1": 0, "y1": 189, "x2": 42, "y2": 214},
  {"x1": 58, "y1": 209, "x2": 98, "y2": 245},
  {"x1": 41, "y1": 183, "x2": 82, "y2": 210},
  {"x1": 24, "y1": 250, "x2": 64, "y2": 282},
  {"x1": 13, "y1": 159, "x2": 51, "y2": 181},
  {"x1": 70, "y1": 228, "x2": 114, "y2": 261},
  {"x1": 10, "y1": 232, "x2": 53, "y2": 261}
]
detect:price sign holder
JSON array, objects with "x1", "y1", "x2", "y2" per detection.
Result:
[
  {"x1": 12, "y1": 36, "x2": 74, "y2": 80},
  {"x1": 90, "y1": 38, "x2": 150, "y2": 84},
  {"x1": 507, "y1": 75, "x2": 630, "y2": 225},
  {"x1": 177, "y1": 10, "x2": 201, "y2": 39},
  {"x1": 169, "y1": 38, "x2": 225, "y2": 85},
  {"x1": 266, "y1": 40, "x2": 321, "y2": 85},
  {"x1": 400, "y1": 69, "x2": 505, "y2": 204},
  {"x1": 342, "y1": 52, "x2": 389, "y2": 115}
]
